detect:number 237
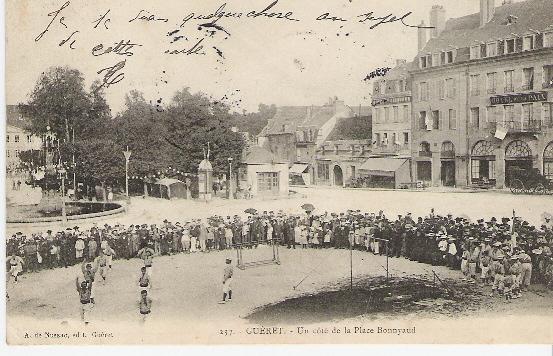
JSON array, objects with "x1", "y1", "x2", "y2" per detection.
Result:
[{"x1": 219, "y1": 329, "x2": 233, "y2": 336}]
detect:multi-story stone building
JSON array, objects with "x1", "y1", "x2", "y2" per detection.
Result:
[
  {"x1": 258, "y1": 98, "x2": 370, "y2": 184},
  {"x1": 411, "y1": 0, "x2": 553, "y2": 188},
  {"x1": 6, "y1": 105, "x2": 43, "y2": 172},
  {"x1": 371, "y1": 59, "x2": 414, "y2": 159}
]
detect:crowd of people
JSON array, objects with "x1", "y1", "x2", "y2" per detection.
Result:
[{"x1": 7, "y1": 208, "x2": 553, "y2": 312}]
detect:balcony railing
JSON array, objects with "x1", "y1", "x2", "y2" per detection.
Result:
[
  {"x1": 543, "y1": 81, "x2": 553, "y2": 89},
  {"x1": 504, "y1": 85, "x2": 514, "y2": 93},
  {"x1": 372, "y1": 144, "x2": 410, "y2": 154},
  {"x1": 488, "y1": 120, "x2": 543, "y2": 133},
  {"x1": 487, "y1": 88, "x2": 497, "y2": 94},
  {"x1": 419, "y1": 151, "x2": 432, "y2": 157},
  {"x1": 521, "y1": 83, "x2": 534, "y2": 91}
]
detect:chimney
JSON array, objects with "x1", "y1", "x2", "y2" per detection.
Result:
[
  {"x1": 418, "y1": 21, "x2": 427, "y2": 51},
  {"x1": 429, "y1": 5, "x2": 446, "y2": 38},
  {"x1": 480, "y1": 0, "x2": 495, "y2": 27}
]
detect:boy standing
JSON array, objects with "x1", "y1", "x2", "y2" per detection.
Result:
[
  {"x1": 218, "y1": 258, "x2": 234, "y2": 304},
  {"x1": 139, "y1": 290, "x2": 152, "y2": 323}
]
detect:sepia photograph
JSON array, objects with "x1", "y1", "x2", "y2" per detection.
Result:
[{"x1": 3, "y1": 0, "x2": 553, "y2": 346}]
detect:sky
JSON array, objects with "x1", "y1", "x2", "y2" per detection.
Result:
[{"x1": 5, "y1": 0, "x2": 488, "y2": 114}]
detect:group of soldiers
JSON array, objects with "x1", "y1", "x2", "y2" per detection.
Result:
[{"x1": 7, "y1": 209, "x2": 553, "y2": 293}]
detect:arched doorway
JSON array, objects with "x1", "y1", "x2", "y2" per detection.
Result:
[
  {"x1": 440, "y1": 141, "x2": 456, "y2": 187},
  {"x1": 505, "y1": 140, "x2": 533, "y2": 187},
  {"x1": 333, "y1": 165, "x2": 343, "y2": 187},
  {"x1": 471, "y1": 140, "x2": 496, "y2": 186},
  {"x1": 544, "y1": 141, "x2": 553, "y2": 182}
]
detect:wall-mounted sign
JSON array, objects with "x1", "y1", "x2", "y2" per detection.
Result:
[
  {"x1": 372, "y1": 96, "x2": 411, "y2": 106},
  {"x1": 490, "y1": 91, "x2": 548, "y2": 105}
]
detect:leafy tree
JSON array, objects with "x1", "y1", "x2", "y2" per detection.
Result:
[
  {"x1": 161, "y1": 88, "x2": 245, "y2": 176},
  {"x1": 229, "y1": 103, "x2": 276, "y2": 137},
  {"x1": 19, "y1": 67, "x2": 101, "y2": 141}
]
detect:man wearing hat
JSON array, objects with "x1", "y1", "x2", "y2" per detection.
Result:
[{"x1": 219, "y1": 258, "x2": 234, "y2": 304}]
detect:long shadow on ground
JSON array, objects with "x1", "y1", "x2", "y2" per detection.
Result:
[{"x1": 245, "y1": 276, "x2": 484, "y2": 325}]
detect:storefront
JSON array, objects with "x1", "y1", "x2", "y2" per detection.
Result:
[
  {"x1": 359, "y1": 158, "x2": 411, "y2": 189},
  {"x1": 440, "y1": 141, "x2": 456, "y2": 187},
  {"x1": 289, "y1": 163, "x2": 310, "y2": 185},
  {"x1": 504, "y1": 140, "x2": 533, "y2": 187},
  {"x1": 545, "y1": 141, "x2": 553, "y2": 182},
  {"x1": 471, "y1": 140, "x2": 497, "y2": 186}
]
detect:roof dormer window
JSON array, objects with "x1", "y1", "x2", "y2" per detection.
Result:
[
  {"x1": 505, "y1": 38, "x2": 515, "y2": 53},
  {"x1": 522, "y1": 35, "x2": 534, "y2": 51},
  {"x1": 470, "y1": 45, "x2": 481, "y2": 60},
  {"x1": 420, "y1": 56, "x2": 428, "y2": 69}
]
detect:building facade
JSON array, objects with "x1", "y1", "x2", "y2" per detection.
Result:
[
  {"x1": 371, "y1": 59, "x2": 413, "y2": 159},
  {"x1": 411, "y1": 0, "x2": 553, "y2": 188},
  {"x1": 313, "y1": 139, "x2": 372, "y2": 187}
]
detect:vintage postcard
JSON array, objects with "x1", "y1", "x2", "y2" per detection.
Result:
[{"x1": 4, "y1": 0, "x2": 553, "y2": 345}]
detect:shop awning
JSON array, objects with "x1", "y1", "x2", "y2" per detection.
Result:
[
  {"x1": 289, "y1": 163, "x2": 308, "y2": 174},
  {"x1": 359, "y1": 158, "x2": 408, "y2": 177}
]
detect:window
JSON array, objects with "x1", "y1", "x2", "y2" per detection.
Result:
[
  {"x1": 374, "y1": 133, "x2": 380, "y2": 146},
  {"x1": 432, "y1": 53, "x2": 440, "y2": 67},
  {"x1": 486, "y1": 42, "x2": 498, "y2": 57},
  {"x1": 420, "y1": 56, "x2": 428, "y2": 68},
  {"x1": 545, "y1": 32, "x2": 553, "y2": 48},
  {"x1": 15, "y1": 150, "x2": 20, "y2": 157},
  {"x1": 398, "y1": 80, "x2": 405, "y2": 92},
  {"x1": 402, "y1": 105, "x2": 409, "y2": 122},
  {"x1": 419, "y1": 111, "x2": 427, "y2": 129},
  {"x1": 403, "y1": 132, "x2": 409, "y2": 144},
  {"x1": 522, "y1": 103, "x2": 533, "y2": 123},
  {"x1": 504, "y1": 70, "x2": 514, "y2": 92},
  {"x1": 487, "y1": 72, "x2": 497, "y2": 93},
  {"x1": 374, "y1": 108, "x2": 379, "y2": 123},
  {"x1": 446, "y1": 51, "x2": 454, "y2": 64},
  {"x1": 6, "y1": 150, "x2": 10, "y2": 158},
  {"x1": 26, "y1": 135, "x2": 32, "y2": 143},
  {"x1": 506, "y1": 39, "x2": 515, "y2": 54},
  {"x1": 14, "y1": 135, "x2": 19, "y2": 143},
  {"x1": 471, "y1": 107, "x2": 480, "y2": 128},
  {"x1": 393, "y1": 106, "x2": 399, "y2": 122},
  {"x1": 383, "y1": 133, "x2": 389, "y2": 146},
  {"x1": 438, "y1": 80, "x2": 445, "y2": 99},
  {"x1": 6, "y1": 135, "x2": 9, "y2": 143},
  {"x1": 440, "y1": 52, "x2": 446, "y2": 65},
  {"x1": 544, "y1": 65, "x2": 553, "y2": 88},
  {"x1": 420, "y1": 82, "x2": 428, "y2": 101},
  {"x1": 384, "y1": 107, "x2": 390, "y2": 122},
  {"x1": 470, "y1": 74, "x2": 480, "y2": 96},
  {"x1": 522, "y1": 67, "x2": 534, "y2": 90},
  {"x1": 522, "y1": 36, "x2": 534, "y2": 51},
  {"x1": 446, "y1": 78, "x2": 456, "y2": 98},
  {"x1": 504, "y1": 105, "x2": 514, "y2": 122},
  {"x1": 448, "y1": 109, "x2": 457, "y2": 130},
  {"x1": 543, "y1": 103, "x2": 553, "y2": 126},
  {"x1": 392, "y1": 133, "x2": 397, "y2": 145},
  {"x1": 470, "y1": 45, "x2": 480, "y2": 60},
  {"x1": 486, "y1": 106, "x2": 496, "y2": 127},
  {"x1": 432, "y1": 110, "x2": 440, "y2": 130},
  {"x1": 317, "y1": 163, "x2": 330, "y2": 180}
]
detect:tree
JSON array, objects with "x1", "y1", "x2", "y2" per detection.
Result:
[
  {"x1": 19, "y1": 67, "x2": 96, "y2": 141},
  {"x1": 229, "y1": 103, "x2": 276, "y2": 136},
  {"x1": 161, "y1": 88, "x2": 245, "y2": 176}
]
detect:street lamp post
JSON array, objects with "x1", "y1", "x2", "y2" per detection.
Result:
[
  {"x1": 58, "y1": 167, "x2": 67, "y2": 223},
  {"x1": 227, "y1": 157, "x2": 234, "y2": 200},
  {"x1": 123, "y1": 146, "x2": 132, "y2": 197}
]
